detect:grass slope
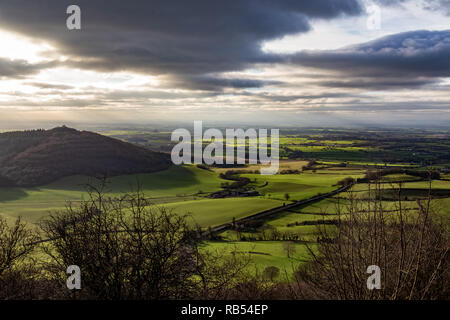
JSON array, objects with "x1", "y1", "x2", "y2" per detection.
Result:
[
  {"x1": 0, "y1": 165, "x2": 225, "y2": 223},
  {"x1": 204, "y1": 241, "x2": 313, "y2": 278},
  {"x1": 163, "y1": 198, "x2": 283, "y2": 227},
  {"x1": 242, "y1": 170, "x2": 364, "y2": 201}
]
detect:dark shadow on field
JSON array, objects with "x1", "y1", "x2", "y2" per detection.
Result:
[
  {"x1": 42, "y1": 166, "x2": 208, "y2": 194},
  {"x1": 367, "y1": 188, "x2": 450, "y2": 200},
  {"x1": 0, "y1": 166, "x2": 216, "y2": 204},
  {"x1": 104, "y1": 165, "x2": 208, "y2": 194},
  {"x1": 0, "y1": 187, "x2": 28, "y2": 202}
]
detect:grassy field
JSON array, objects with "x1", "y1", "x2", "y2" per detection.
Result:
[
  {"x1": 212, "y1": 160, "x2": 309, "y2": 173},
  {"x1": 204, "y1": 241, "x2": 314, "y2": 278},
  {"x1": 242, "y1": 170, "x2": 364, "y2": 201},
  {"x1": 348, "y1": 180, "x2": 450, "y2": 202},
  {"x1": 163, "y1": 198, "x2": 283, "y2": 227},
  {"x1": 215, "y1": 178, "x2": 450, "y2": 249},
  {"x1": 2, "y1": 126, "x2": 449, "y2": 282},
  {"x1": 350, "y1": 179, "x2": 450, "y2": 191},
  {"x1": 1, "y1": 162, "x2": 356, "y2": 226},
  {"x1": 380, "y1": 173, "x2": 421, "y2": 182},
  {"x1": 0, "y1": 165, "x2": 226, "y2": 223}
]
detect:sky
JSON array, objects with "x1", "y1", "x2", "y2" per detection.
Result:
[{"x1": 0, "y1": 0, "x2": 449, "y2": 128}]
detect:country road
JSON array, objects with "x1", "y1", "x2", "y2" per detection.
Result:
[{"x1": 202, "y1": 183, "x2": 353, "y2": 237}]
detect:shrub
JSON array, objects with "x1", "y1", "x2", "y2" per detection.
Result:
[{"x1": 263, "y1": 266, "x2": 280, "y2": 281}]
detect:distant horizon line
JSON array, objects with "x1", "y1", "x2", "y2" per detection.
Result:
[{"x1": 0, "y1": 122, "x2": 449, "y2": 132}]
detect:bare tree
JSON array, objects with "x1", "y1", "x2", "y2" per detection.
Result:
[
  {"x1": 40, "y1": 184, "x2": 200, "y2": 300},
  {"x1": 282, "y1": 241, "x2": 296, "y2": 258},
  {"x1": 289, "y1": 181, "x2": 449, "y2": 300},
  {"x1": 39, "y1": 183, "x2": 259, "y2": 300},
  {"x1": 0, "y1": 217, "x2": 39, "y2": 299},
  {"x1": 263, "y1": 266, "x2": 280, "y2": 281}
]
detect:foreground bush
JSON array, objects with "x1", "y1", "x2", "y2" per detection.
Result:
[
  {"x1": 289, "y1": 184, "x2": 449, "y2": 300},
  {"x1": 39, "y1": 183, "x2": 261, "y2": 299},
  {"x1": 0, "y1": 217, "x2": 41, "y2": 299}
]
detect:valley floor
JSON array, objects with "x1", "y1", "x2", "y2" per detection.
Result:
[{"x1": 1, "y1": 159, "x2": 448, "y2": 280}]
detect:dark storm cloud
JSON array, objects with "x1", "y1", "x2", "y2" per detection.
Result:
[
  {"x1": 1, "y1": 1, "x2": 448, "y2": 94},
  {"x1": 0, "y1": 58, "x2": 57, "y2": 79},
  {"x1": 0, "y1": 0, "x2": 362, "y2": 88},
  {"x1": 288, "y1": 30, "x2": 450, "y2": 89}
]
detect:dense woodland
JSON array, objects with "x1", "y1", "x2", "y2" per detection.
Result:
[{"x1": 0, "y1": 126, "x2": 171, "y2": 187}]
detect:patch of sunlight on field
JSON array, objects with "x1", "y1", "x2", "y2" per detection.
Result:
[
  {"x1": 212, "y1": 160, "x2": 309, "y2": 174},
  {"x1": 349, "y1": 180, "x2": 450, "y2": 192},
  {"x1": 163, "y1": 198, "x2": 284, "y2": 227},
  {"x1": 242, "y1": 170, "x2": 364, "y2": 201},
  {"x1": 204, "y1": 241, "x2": 314, "y2": 278},
  {"x1": 400, "y1": 180, "x2": 450, "y2": 189},
  {"x1": 380, "y1": 174, "x2": 420, "y2": 182}
]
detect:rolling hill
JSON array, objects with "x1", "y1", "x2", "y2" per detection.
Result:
[{"x1": 0, "y1": 126, "x2": 171, "y2": 186}]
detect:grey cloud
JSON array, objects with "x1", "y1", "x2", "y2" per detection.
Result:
[
  {"x1": 250, "y1": 92, "x2": 361, "y2": 102},
  {"x1": 288, "y1": 30, "x2": 450, "y2": 89},
  {"x1": 24, "y1": 82, "x2": 74, "y2": 90},
  {"x1": 1, "y1": 0, "x2": 449, "y2": 108},
  {"x1": 0, "y1": 58, "x2": 57, "y2": 79},
  {"x1": 0, "y1": 98, "x2": 104, "y2": 108},
  {"x1": 0, "y1": 0, "x2": 362, "y2": 89},
  {"x1": 314, "y1": 78, "x2": 441, "y2": 90},
  {"x1": 422, "y1": 0, "x2": 450, "y2": 15},
  {"x1": 305, "y1": 101, "x2": 450, "y2": 112},
  {"x1": 370, "y1": 0, "x2": 408, "y2": 6},
  {"x1": 168, "y1": 76, "x2": 282, "y2": 91},
  {"x1": 372, "y1": 0, "x2": 450, "y2": 14},
  {"x1": 99, "y1": 89, "x2": 214, "y2": 100}
]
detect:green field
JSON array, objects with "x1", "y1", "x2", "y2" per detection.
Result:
[
  {"x1": 0, "y1": 165, "x2": 226, "y2": 223},
  {"x1": 163, "y1": 198, "x2": 283, "y2": 227},
  {"x1": 348, "y1": 180, "x2": 450, "y2": 202},
  {"x1": 241, "y1": 170, "x2": 364, "y2": 201},
  {"x1": 2, "y1": 126, "x2": 449, "y2": 282},
  {"x1": 204, "y1": 241, "x2": 314, "y2": 278}
]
